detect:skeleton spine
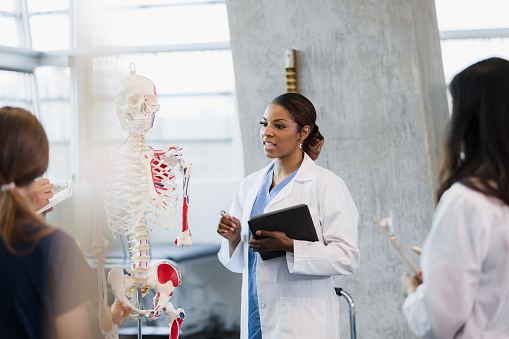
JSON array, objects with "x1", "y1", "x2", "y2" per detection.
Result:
[
  {"x1": 128, "y1": 135, "x2": 150, "y2": 282},
  {"x1": 129, "y1": 220, "x2": 151, "y2": 282}
]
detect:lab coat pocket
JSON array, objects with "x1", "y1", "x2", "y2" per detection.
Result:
[{"x1": 279, "y1": 297, "x2": 326, "y2": 339}]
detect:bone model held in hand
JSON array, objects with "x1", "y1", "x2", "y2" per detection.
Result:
[
  {"x1": 92, "y1": 64, "x2": 192, "y2": 339},
  {"x1": 373, "y1": 212, "x2": 423, "y2": 284}
]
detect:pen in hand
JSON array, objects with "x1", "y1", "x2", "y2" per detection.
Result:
[{"x1": 220, "y1": 210, "x2": 236, "y2": 232}]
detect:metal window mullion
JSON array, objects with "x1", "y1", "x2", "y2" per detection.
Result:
[
  {"x1": 69, "y1": 55, "x2": 92, "y2": 183},
  {"x1": 440, "y1": 28, "x2": 509, "y2": 40},
  {"x1": 19, "y1": 0, "x2": 33, "y2": 49},
  {"x1": 69, "y1": 0, "x2": 94, "y2": 183},
  {"x1": 0, "y1": 10, "x2": 18, "y2": 17},
  {"x1": 23, "y1": 10, "x2": 68, "y2": 16},
  {"x1": 110, "y1": 1, "x2": 225, "y2": 11},
  {"x1": 10, "y1": 1, "x2": 24, "y2": 49},
  {"x1": 28, "y1": 72, "x2": 41, "y2": 120},
  {"x1": 69, "y1": 0, "x2": 76, "y2": 49}
]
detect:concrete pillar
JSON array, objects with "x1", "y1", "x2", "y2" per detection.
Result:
[{"x1": 225, "y1": 0, "x2": 449, "y2": 337}]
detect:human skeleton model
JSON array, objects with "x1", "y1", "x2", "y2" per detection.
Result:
[{"x1": 92, "y1": 67, "x2": 192, "y2": 339}]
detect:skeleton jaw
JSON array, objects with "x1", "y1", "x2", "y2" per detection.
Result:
[{"x1": 125, "y1": 115, "x2": 154, "y2": 135}]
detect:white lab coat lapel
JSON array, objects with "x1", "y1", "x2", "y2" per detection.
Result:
[
  {"x1": 241, "y1": 160, "x2": 275, "y2": 241},
  {"x1": 264, "y1": 152, "x2": 315, "y2": 212}
]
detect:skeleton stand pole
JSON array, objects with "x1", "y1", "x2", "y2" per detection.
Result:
[{"x1": 138, "y1": 288, "x2": 143, "y2": 339}]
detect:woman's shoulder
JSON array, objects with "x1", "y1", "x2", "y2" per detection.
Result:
[
  {"x1": 39, "y1": 227, "x2": 74, "y2": 246},
  {"x1": 27, "y1": 223, "x2": 81, "y2": 256},
  {"x1": 310, "y1": 162, "x2": 347, "y2": 185},
  {"x1": 18, "y1": 220, "x2": 56, "y2": 242},
  {"x1": 444, "y1": 183, "x2": 501, "y2": 204},
  {"x1": 440, "y1": 183, "x2": 507, "y2": 215}
]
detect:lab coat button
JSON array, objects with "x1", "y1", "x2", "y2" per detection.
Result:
[
  {"x1": 260, "y1": 303, "x2": 266, "y2": 308},
  {"x1": 259, "y1": 261, "x2": 265, "y2": 267}
]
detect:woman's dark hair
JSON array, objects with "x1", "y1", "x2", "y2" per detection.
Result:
[
  {"x1": 0, "y1": 107, "x2": 53, "y2": 254},
  {"x1": 436, "y1": 57, "x2": 509, "y2": 206},
  {"x1": 271, "y1": 93, "x2": 324, "y2": 160}
]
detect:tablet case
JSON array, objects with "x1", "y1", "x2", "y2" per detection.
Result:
[{"x1": 248, "y1": 204, "x2": 318, "y2": 260}]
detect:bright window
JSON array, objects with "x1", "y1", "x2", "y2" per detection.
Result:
[
  {"x1": 0, "y1": 70, "x2": 34, "y2": 110},
  {"x1": 27, "y1": 0, "x2": 69, "y2": 12},
  {"x1": 91, "y1": 2, "x2": 230, "y2": 47},
  {"x1": 435, "y1": 0, "x2": 509, "y2": 31},
  {"x1": 30, "y1": 13, "x2": 70, "y2": 51},
  {"x1": 87, "y1": 1, "x2": 239, "y2": 184},
  {"x1": 0, "y1": 16, "x2": 22, "y2": 48},
  {"x1": 435, "y1": 0, "x2": 509, "y2": 112},
  {"x1": 0, "y1": 0, "x2": 241, "y2": 184},
  {"x1": 34, "y1": 66, "x2": 72, "y2": 181},
  {"x1": 440, "y1": 38, "x2": 509, "y2": 84}
]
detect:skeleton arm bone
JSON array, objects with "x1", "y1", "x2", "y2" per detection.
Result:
[
  {"x1": 85, "y1": 157, "x2": 114, "y2": 334},
  {"x1": 176, "y1": 161, "x2": 193, "y2": 247},
  {"x1": 86, "y1": 157, "x2": 111, "y2": 259}
]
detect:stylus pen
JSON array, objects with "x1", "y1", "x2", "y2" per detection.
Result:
[{"x1": 220, "y1": 210, "x2": 236, "y2": 233}]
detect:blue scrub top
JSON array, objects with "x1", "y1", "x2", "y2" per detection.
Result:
[{"x1": 248, "y1": 164, "x2": 299, "y2": 339}]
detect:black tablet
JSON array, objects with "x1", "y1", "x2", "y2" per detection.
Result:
[{"x1": 248, "y1": 204, "x2": 318, "y2": 260}]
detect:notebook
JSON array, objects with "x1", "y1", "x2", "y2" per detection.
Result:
[
  {"x1": 248, "y1": 204, "x2": 318, "y2": 260},
  {"x1": 36, "y1": 183, "x2": 72, "y2": 214}
]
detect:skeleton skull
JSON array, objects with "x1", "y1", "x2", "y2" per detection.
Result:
[{"x1": 114, "y1": 68, "x2": 160, "y2": 135}]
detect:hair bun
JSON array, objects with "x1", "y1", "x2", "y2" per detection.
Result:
[{"x1": 304, "y1": 124, "x2": 324, "y2": 160}]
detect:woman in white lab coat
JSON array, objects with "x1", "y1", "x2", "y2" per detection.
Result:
[
  {"x1": 401, "y1": 57, "x2": 509, "y2": 338},
  {"x1": 217, "y1": 93, "x2": 359, "y2": 339}
]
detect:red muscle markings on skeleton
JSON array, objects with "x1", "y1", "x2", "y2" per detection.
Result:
[
  {"x1": 91, "y1": 64, "x2": 191, "y2": 339},
  {"x1": 175, "y1": 161, "x2": 193, "y2": 246}
]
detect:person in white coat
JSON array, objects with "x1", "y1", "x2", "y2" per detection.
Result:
[
  {"x1": 217, "y1": 93, "x2": 359, "y2": 339},
  {"x1": 401, "y1": 57, "x2": 509, "y2": 338}
]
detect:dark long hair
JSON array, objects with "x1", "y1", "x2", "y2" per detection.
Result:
[
  {"x1": 0, "y1": 107, "x2": 53, "y2": 254},
  {"x1": 271, "y1": 93, "x2": 325, "y2": 160},
  {"x1": 437, "y1": 57, "x2": 509, "y2": 205}
]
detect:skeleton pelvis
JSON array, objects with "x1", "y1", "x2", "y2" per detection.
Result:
[
  {"x1": 107, "y1": 261, "x2": 182, "y2": 323},
  {"x1": 148, "y1": 261, "x2": 182, "y2": 320}
]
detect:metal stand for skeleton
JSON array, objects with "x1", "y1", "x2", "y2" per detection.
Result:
[{"x1": 137, "y1": 290, "x2": 143, "y2": 339}]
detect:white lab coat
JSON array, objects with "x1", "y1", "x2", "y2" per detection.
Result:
[
  {"x1": 218, "y1": 153, "x2": 359, "y2": 339},
  {"x1": 403, "y1": 183, "x2": 509, "y2": 338}
]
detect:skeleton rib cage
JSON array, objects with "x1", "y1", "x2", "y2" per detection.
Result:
[{"x1": 104, "y1": 139, "x2": 179, "y2": 237}]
